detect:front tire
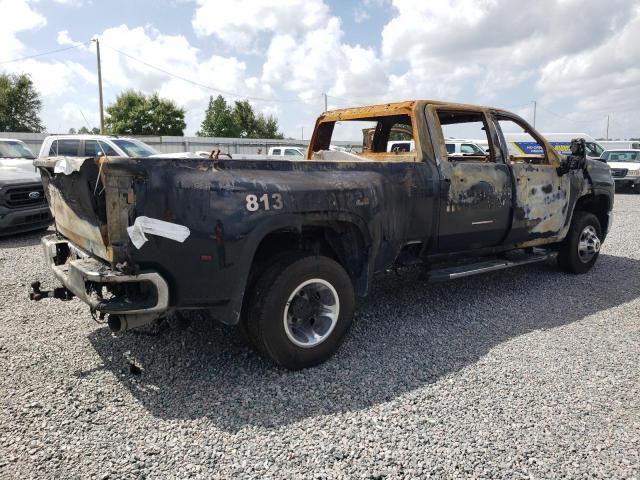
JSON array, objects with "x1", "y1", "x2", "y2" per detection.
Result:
[
  {"x1": 557, "y1": 211, "x2": 602, "y2": 274},
  {"x1": 246, "y1": 255, "x2": 355, "y2": 370}
]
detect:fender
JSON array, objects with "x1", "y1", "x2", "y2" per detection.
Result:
[{"x1": 210, "y1": 210, "x2": 373, "y2": 325}]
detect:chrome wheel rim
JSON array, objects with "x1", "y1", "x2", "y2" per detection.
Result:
[
  {"x1": 283, "y1": 279, "x2": 340, "y2": 348},
  {"x1": 578, "y1": 225, "x2": 600, "y2": 263}
]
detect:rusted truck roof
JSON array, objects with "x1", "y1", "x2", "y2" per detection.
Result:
[{"x1": 318, "y1": 100, "x2": 512, "y2": 122}]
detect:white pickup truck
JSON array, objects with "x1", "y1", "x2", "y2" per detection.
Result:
[{"x1": 267, "y1": 146, "x2": 305, "y2": 156}]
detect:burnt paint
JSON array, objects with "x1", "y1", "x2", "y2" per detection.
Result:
[
  {"x1": 36, "y1": 103, "x2": 614, "y2": 325},
  {"x1": 93, "y1": 157, "x2": 440, "y2": 320}
]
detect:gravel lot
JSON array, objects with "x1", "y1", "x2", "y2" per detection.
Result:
[{"x1": 1, "y1": 195, "x2": 639, "y2": 479}]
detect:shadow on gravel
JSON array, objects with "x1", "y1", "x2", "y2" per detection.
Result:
[{"x1": 86, "y1": 253, "x2": 640, "y2": 432}]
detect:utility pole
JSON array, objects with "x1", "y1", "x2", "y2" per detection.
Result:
[
  {"x1": 606, "y1": 115, "x2": 610, "y2": 140},
  {"x1": 301, "y1": 126, "x2": 304, "y2": 140},
  {"x1": 93, "y1": 38, "x2": 105, "y2": 134},
  {"x1": 323, "y1": 93, "x2": 328, "y2": 112},
  {"x1": 533, "y1": 100, "x2": 537, "y2": 128}
]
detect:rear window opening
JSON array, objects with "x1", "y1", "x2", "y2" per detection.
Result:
[{"x1": 311, "y1": 114, "x2": 417, "y2": 161}]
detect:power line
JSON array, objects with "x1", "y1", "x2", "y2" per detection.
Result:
[
  {"x1": 0, "y1": 42, "x2": 90, "y2": 65},
  {"x1": 103, "y1": 43, "x2": 305, "y2": 105}
]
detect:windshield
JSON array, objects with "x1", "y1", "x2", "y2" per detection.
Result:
[
  {"x1": 0, "y1": 140, "x2": 36, "y2": 159},
  {"x1": 601, "y1": 151, "x2": 639, "y2": 162},
  {"x1": 112, "y1": 139, "x2": 158, "y2": 157},
  {"x1": 586, "y1": 142, "x2": 604, "y2": 157},
  {"x1": 462, "y1": 143, "x2": 485, "y2": 154},
  {"x1": 284, "y1": 148, "x2": 303, "y2": 156}
]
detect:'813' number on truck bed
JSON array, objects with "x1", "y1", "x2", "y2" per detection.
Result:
[{"x1": 246, "y1": 193, "x2": 283, "y2": 212}]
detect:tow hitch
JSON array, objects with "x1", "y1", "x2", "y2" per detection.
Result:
[{"x1": 29, "y1": 281, "x2": 74, "y2": 301}]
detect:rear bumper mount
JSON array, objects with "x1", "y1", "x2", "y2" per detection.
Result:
[{"x1": 36, "y1": 235, "x2": 170, "y2": 317}]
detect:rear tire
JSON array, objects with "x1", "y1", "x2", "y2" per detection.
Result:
[
  {"x1": 557, "y1": 211, "x2": 602, "y2": 274},
  {"x1": 246, "y1": 255, "x2": 355, "y2": 370}
]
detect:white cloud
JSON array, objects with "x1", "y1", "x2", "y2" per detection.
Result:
[
  {"x1": 3, "y1": 59, "x2": 95, "y2": 97},
  {"x1": 536, "y1": 5, "x2": 640, "y2": 136},
  {"x1": 0, "y1": 3, "x2": 94, "y2": 99},
  {"x1": 86, "y1": 24, "x2": 280, "y2": 134},
  {"x1": 192, "y1": 0, "x2": 330, "y2": 51},
  {"x1": 56, "y1": 30, "x2": 86, "y2": 47},
  {"x1": 382, "y1": 0, "x2": 635, "y2": 64},
  {"x1": 52, "y1": 0, "x2": 86, "y2": 5},
  {"x1": 371, "y1": 0, "x2": 640, "y2": 135},
  {"x1": 3, "y1": 0, "x2": 640, "y2": 138},
  {"x1": 0, "y1": 0, "x2": 47, "y2": 61}
]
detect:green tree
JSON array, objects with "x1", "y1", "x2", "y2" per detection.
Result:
[
  {"x1": 254, "y1": 113, "x2": 283, "y2": 139},
  {"x1": 68, "y1": 126, "x2": 100, "y2": 134},
  {"x1": 0, "y1": 73, "x2": 44, "y2": 132},
  {"x1": 197, "y1": 95, "x2": 238, "y2": 137},
  {"x1": 105, "y1": 90, "x2": 186, "y2": 135},
  {"x1": 231, "y1": 100, "x2": 257, "y2": 138},
  {"x1": 197, "y1": 95, "x2": 283, "y2": 139}
]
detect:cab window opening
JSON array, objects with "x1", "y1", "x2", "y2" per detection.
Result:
[{"x1": 311, "y1": 114, "x2": 417, "y2": 161}]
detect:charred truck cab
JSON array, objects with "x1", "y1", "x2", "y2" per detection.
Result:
[{"x1": 32, "y1": 100, "x2": 614, "y2": 370}]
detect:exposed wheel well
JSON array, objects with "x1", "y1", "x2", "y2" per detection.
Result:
[
  {"x1": 250, "y1": 223, "x2": 369, "y2": 296},
  {"x1": 574, "y1": 194, "x2": 610, "y2": 237}
]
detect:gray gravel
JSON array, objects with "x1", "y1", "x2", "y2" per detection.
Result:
[{"x1": 1, "y1": 195, "x2": 639, "y2": 479}]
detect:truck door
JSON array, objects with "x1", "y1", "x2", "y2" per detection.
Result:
[
  {"x1": 429, "y1": 107, "x2": 513, "y2": 252},
  {"x1": 492, "y1": 113, "x2": 571, "y2": 245}
]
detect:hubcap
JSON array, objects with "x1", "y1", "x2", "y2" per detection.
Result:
[
  {"x1": 283, "y1": 279, "x2": 340, "y2": 348},
  {"x1": 577, "y1": 225, "x2": 601, "y2": 263}
]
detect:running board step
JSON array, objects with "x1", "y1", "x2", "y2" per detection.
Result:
[{"x1": 427, "y1": 251, "x2": 557, "y2": 282}]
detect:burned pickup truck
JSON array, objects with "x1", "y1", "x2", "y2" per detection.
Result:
[{"x1": 32, "y1": 100, "x2": 614, "y2": 370}]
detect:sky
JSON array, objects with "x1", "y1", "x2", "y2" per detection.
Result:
[{"x1": 1, "y1": 0, "x2": 639, "y2": 139}]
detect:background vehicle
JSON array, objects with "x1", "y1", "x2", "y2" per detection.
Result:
[
  {"x1": 0, "y1": 139, "x2": 39, "y2": 172},
  {"x1": 267, "y1": 146, "x2": 305, "y2": 156},
  {"x1": 600, "y1": 149, "x2": 640, "y2": 193},
  {"x1": 32, "y1": 100, "x2": 613, "y2": 370},
  {"x1": 386, "y1": 139, "x2": 487, "y2": 155},
  {"x1": 387, "y1": 140, "x2": 415, "y2": 152},
  {"x1": 505, "y1": 132, "x2": 605, "y2": 160},
  {"x1": 38, "y1": 135, "x2": 193, "y2": 158},
  {"x1": 467, "y1": 138, "x2": 489, "y2": 151},
  {"x1": 0, "y1": 139, "x2": 51, "y2": 236},
  {"x1": 445, "y1": 140, "x2": 487, "y2": 156},
  {"x1": 599, "y1": 140, "x2": 640, "y2": 151}
]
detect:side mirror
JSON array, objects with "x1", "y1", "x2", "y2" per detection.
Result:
[
  {"x1": 557, "y1": 138, "x2": 587, "y2": 175},
  {"x1": 569, "y1": 138, "x2": 586, "y2": 157}
]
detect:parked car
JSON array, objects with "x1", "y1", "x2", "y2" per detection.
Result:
[
  {"x1": 32, "y1": 100, "x2": 613, "y2": 370},
  {"x1": 467, "y1": 138, "x2": 490, "y2": 151},
  {"x1": 386, "y1": 139, "x2": 488, "y2": 155},
  {"x1": 0, "y1": 139, "x2": 51, "y2": 236},
  {"x1": 38, "y1": 135, "x2": 194, "y2": 159},
  {"x1": 600, "y1": 149, "x2": 640, "y2": 193},
  {"x1": 267, "y1": 146, "x2": 305, "y2": 156},
  {"x1": 599, "y1": 140, "x2": 640, "y2": 151},
  {"x1": 387, "y1": 140, "x2": 415, "y2": 152},
  {"x1": 445, "y1": 140, "x2": 487, "y2": 156}
]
